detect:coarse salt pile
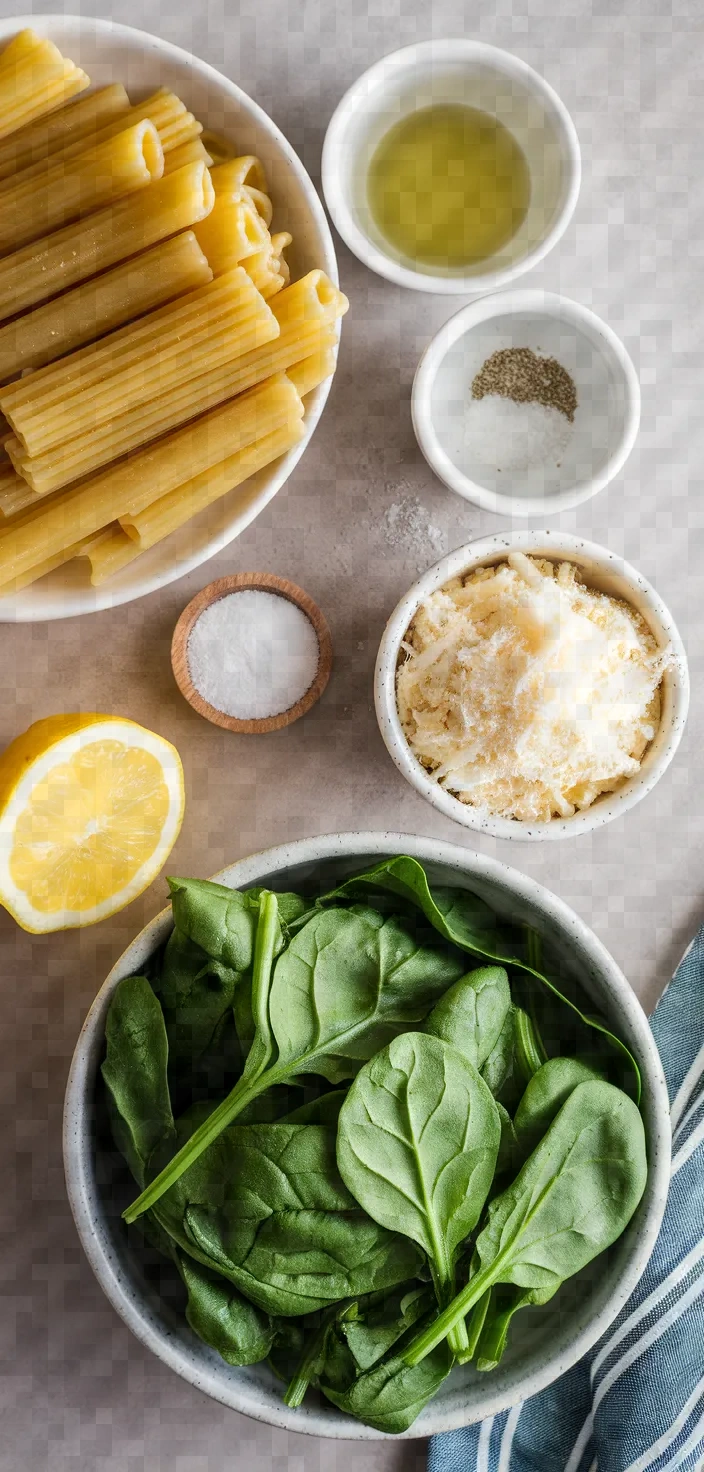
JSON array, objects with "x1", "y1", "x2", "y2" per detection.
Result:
[
  {"x1": 396, "y1": 553, "x2": 671, "y2": 823},
  {"x1": 187, "y1": 590, "x2": 320, "y2": 721}
]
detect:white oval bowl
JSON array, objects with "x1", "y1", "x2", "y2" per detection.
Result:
[
  {"x1": 412, "y1": 291, "x2": 641, "y2": 516},
  {"x1": 322, "y1": 40, "x2": 580, "y2": 295},
  {"x1": 0, "y1": 16, "x2": 338, "y2": 623},
  {"x1": 375, "y1": 532, "x2": 689, "y2": 841},
  {"x1": 64, "y1": 831, "x2": 670, "y2": 1438}
]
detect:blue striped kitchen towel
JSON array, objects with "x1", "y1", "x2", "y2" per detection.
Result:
[{"x1": 428, "y1": 927, "x2": 704, "y2": 1472}]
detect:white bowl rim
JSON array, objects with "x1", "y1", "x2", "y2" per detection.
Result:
[
  {"x1": 321, "y1": 38, "x2": 581, "y2": 295},
  {"x1": 0, "y1": 15, "x2": 338, "y2": 622},
  {"x1": 411, "y1": 289, "x2": 642, "y2": 516},
  {"x1": 63, "y1": 829, "x2": 671, "y2": 1438},
  {"x1": 375, "y1": 532, "x2": 690, "y2": 841}
]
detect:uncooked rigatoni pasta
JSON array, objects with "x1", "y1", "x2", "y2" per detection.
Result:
[
  {"x1": 0, "y1": 119, "x2": 164, "y2": 254},
  {"x1": 0, "y1": 376, "x2": 304, "y2": 591},
  {"x1": 1, "y1": 267, "x2": 280, "y2": 457},
  {"x1": 0, "y1": 30, "x2": 89, "y2": 140},
  {"x1": 0, "y1": 32, "x2": 344, "y2": 594},
  {"x1": 0, "y1": 161, "x2": 215, "y2": 320},
  {"x1": 0, "y1": 88, "x2": 201, "y2": 193},
  {"x1": 0, "y1": 231, "x2": 212, "y2": 381},
  {"x1": 120, "y1": 418, "x2": 305, "y2": 550},
  {"x1": 4, "y1": 274, "x2": 345, "y2": 493},
  {"x1": 0, "y1": 82, "x2": 130, "y2": 178}
]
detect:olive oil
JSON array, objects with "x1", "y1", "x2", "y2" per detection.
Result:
[{"x1": 366, "y1": 103, "x2": 531, "y2": 269}]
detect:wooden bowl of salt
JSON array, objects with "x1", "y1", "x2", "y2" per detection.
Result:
[{"x1": 171, "y1": 574, "x2": 333, "y2": 733}]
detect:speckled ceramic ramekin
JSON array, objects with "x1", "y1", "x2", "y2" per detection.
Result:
[
  {"x1": 64, "y1": 832, "x2": 670, "y2": 1438},
  {"x1": 375, "y1": 532, "x2": 689, "y2": 841}
]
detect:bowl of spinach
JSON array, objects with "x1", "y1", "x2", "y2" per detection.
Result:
[{"x1": 64, "y1": 832, "x2": 670, "y2": 1438}]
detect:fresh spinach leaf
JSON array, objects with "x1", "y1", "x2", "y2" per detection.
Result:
[
  {"x1": 101, "y1": 975, "x2": 175, "y2": 1188},
  {"x1": 342, "y1": 1284, "x2": 433, "y2": 1371},
  {"x1": 424, "y1": 967, "x2": 510, "y2": 1070},
  {"x1": 481, "y1": 1005, "x2": 521, "y2": 1108},
  {"x1": 283, "y1": 1090, "x2": 348, "y2": 1126},
  {"x1": 268, "y1": 906, "x2": 465, "y2": 1083},
  {"x1": 167, "y1": 877, "x2": 260, "y2": 973},
  {"x1": 474, "y1": 1284, "x2": 555, "y2": 1372},
  {"x1": 237, "y1": 890, "x2": 280, "y2": 1088},
  {"x1": 337, "y1": 1032, "x2": 500, "y2": 1356},
  {"x1": 177, "y1": 1252, "x2": 275, "y2": 1365},
  {"x1": 151, "y1": 1121, "x2": 422, "y2": 1317},
  {"x1": 514, "y1": 1057, "x2": 604, "y2": 1156},
  {"x1": 338, "y1": 1032, "x2": 500, "y2": 1287},
  {"x1": 245, "y1": 887, "x2": 310, "y2": 928},
  {"x1": 284, "y1": 1304, "x2": 345, "y2": 1407},
  {"x1": 320, "y1": 1341, "x2": 454, "y2": 1433},
  {"x1": 403, "y1": 1080, "x2": 648, "y2": 1366},
  {"x1": 316, "y1": 856, "x2": 641, "y2": 1100},
  {"x1": 495, "y1": 1102, "x2": 519, "y2": 1177},
  {"x1": 124, "y1": 905, "x2": 466, "y2": 1222},
  {"x1": 158, "y1": 927, "x2": 241, "y2": 1074},
  {"x1": 458, "y1": 1287, "x2": 492, "y2": 1365},
  {"x1": 513, "y1": 1006, "x2": 548, "y2": 1083}
]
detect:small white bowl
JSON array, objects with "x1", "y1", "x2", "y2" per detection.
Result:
[
  {"x1": 64, "y1": 831, "x2": 670, "y2": 1437},
  {"x1": 375, "y1": 532, "x2": 689, "y2": 842},
  {"x1": 412, "y1": 291, "x2": 641, "y2": 516},
  {"x1": 322, "y1": 40, "x2": 580, "y2": 295}
]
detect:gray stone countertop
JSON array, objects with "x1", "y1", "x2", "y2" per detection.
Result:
[{"x1": 0, "y1": 1, "x2": 701, "y2": 1466}]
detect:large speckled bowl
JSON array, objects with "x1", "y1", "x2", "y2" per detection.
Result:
[{"x1": 63, "y1": 832, "x2": 670, "y2": 1438}]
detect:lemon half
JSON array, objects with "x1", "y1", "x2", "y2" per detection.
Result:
[{"x1": 0, "y1": 714, "x2": 185, "y2": 933}]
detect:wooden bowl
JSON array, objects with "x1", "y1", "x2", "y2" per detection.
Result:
[{"x1": 171, "y1": 574, "x2": 333, "y2": 733}]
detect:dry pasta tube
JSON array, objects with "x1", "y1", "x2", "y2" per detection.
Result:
[
  {"x1": 3, "y1": 270, "x2": 279, "y2": 457},
  {"x1": 0, "y1": 32, "x2": 89, "y2": 140},
  {"x1": 211, "y1": 157, "x2": 267, "y2": 195},
  {"x1": 242, "y1": 253, "x2": 285, "y2": 300},
  {"x1": 6, "y1": 322, "x2": 328, "y2": 494},
  {"x1": 9, "y1": 275, "x2": 345, "y2": 491},
  {"x1": 271, "y1": 233, "x2": 291, "y2": 287},
  {"x1": 164, "y1": 138, "x2": 213, "y2": 174},
  {"x1": 78, "y1": 526, "x2": 144, "y2": 585},
  {"x1": 0, "y1": 161, "x2": 215, "y2": 323},
  {"x1": 0, "y1": 535, "x2": 91, "y2": 597},
  {"x1": 27, "y1": 267, "x2": 341, "y2": 422},
  {"x1": 120, "y1": 418, "x2": 305, "y2": 551},
  {"x1": 194, "y1": 192, "x2": 270, "y2": 274},
  {"x1": 271, "y1": 270, "x2": 344, "y2": 328},
  {"x1": 4, "y1": 265, "x2": 263, "y2": 417},
  {"x1": 0, "y1": 231, "x2": 212, "y2": 382},
  {"x1": 11, "y1": 276, "x2": 345, "y2": 491},
  {"x1": 245, "y1": 187, "x2": 273, "y2": 229},
  {"x1": 0, "y1": 30, "x2": 44, "y2": 70},
  {"x1": 0, "y1": 83, "x2": 130, "y2": 180},
  {"x1": 241, "y1": 232, "x2": 292, "y2": 299},
  {"x1": 0, "y1": 463, "x2": 35, "y2": 517},
  {"x1": 0, "y1": 376, "x2": 303, "y2": 588},
  {"x1": 287, "y1": 342, "x2": 338, "y2": 397},
  {"x1": 199, "y1": 131, "x2": 233, "y2": 166},
  {"x1": 0, "y1": 120, "x2": 164, "y2": 256},
  {"x1": 0, "y1": 89, "x2": 202, "y2": 194},
  {"x1": 81, "y1": 89, "x2": 203, "y2": 157}
]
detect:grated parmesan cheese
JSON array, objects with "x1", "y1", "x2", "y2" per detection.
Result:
[{"x1": 396, "y1": 554, "x2": 671, "y2": 823}]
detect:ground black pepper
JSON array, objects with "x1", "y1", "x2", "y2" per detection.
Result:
[{"x1": 471, "y1": 347, "x2": 578, "y2": 422}]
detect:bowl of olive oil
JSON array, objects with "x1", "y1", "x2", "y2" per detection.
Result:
[{"x1": 322, "y1": 40, "x2": 580, "y2": 295}]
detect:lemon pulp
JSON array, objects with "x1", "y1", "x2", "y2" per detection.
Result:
[
  {"x1": 0, "y1": 714, "x2": 184, "y2": 931},
  {"x1": 10, "y1": 739, "x2": 171, "y2": 913}
]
